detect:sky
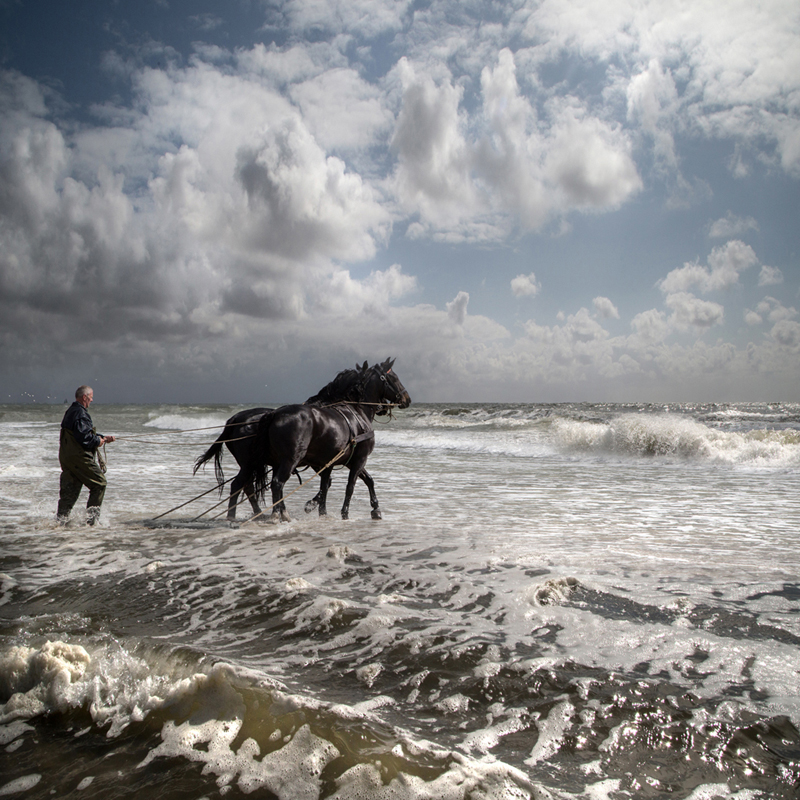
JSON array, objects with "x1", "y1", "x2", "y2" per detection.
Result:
[{"x1": 1, "y1": 0, "x2": 798, "y2": 404}]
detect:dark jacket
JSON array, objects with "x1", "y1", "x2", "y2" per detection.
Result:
[{"x1": 61, "y1": 402, "x2": 103, "y2": 450}]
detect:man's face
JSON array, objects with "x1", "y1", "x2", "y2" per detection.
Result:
[{"x1": 79, "y1": 391, "x2": 94, "y2": 409}]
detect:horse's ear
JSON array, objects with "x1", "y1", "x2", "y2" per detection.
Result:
[
  {"x1": 362, "y1": 360, "x2": 368, "y2": 371},
  {"x1": 384, "y1": 357, "x2": 395, "y2": 371}
]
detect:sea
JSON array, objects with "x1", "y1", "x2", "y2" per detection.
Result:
[{"x1": 1, "y1": 401, "x2": 799, "y2": 800}]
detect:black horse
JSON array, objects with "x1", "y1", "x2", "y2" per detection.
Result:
[
  {"x1": 193, "y1": 407, "x2": 272, "y2": 520},
  {"x1": 252, "y1": 358, "x2": 411, "y2": 523}
]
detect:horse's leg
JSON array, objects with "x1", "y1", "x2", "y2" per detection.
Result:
[
  {"x1": 269, "y1": 463, "x2": 294, "y2": 523},
  {"x1": 359, "y1": 469, "x2": 382, "y2": 520},
  {"x1": 316, "y1": 468, "x2": 333, "y2": 516},
  {"x1": 244, "y1": 477, "x2": 262, "y2": 519},
  {"x1": 304, "y1": 491, "x2": 321, "y2": 514},
  {"x1": 303, "y1": 467, "x2": 332, "y2": 515},
  {"x1": 228, "y1": 473, "x2": 245, "y2": 520},
  {"x1": 340, "y1": 467, "x2": 360, "y2": 520}
]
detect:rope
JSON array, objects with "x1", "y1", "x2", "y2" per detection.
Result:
[
  {"x1": 150, "y1": 476, "x2": 236, "y2": 521},
  {"x1": 191, "y1": 485, "x2": 247, "y2": 521},
  {"x1": 202, "y1": 482, "x2": 265, "y2": 522},
  {"x1": 115, "y1": 423, "x2": 236, "y2": 438},
  {"x1": 112, "y1": 433, "x2": 257, "y2": 446}
]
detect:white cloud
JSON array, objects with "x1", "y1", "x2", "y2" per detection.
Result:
[
  {"x1": 312, "y1": 264, "x2": 417, "y2": 316},
  {"x1": 664, "y1": 292, "x2": 725, "y2": 330},
  {"x1": 280, "y1": 0, "x2": 413, "y2": 38},
  {"x1": 659, "y1": 240, "x2": 758, "y2": 294},
  {"x1": 390, "y1": 59, "x2": 477, "y2": 231},
  {"x1": 756, "y1": 297, "x2": 798, "y2": 324},
  {"x1": 523, "y1": 0, "x2": 800, "y2": 177},
  {"x1": 630, "y1": 308, "x2": 670, "y2": 344},
  {"x1": 543, "y1": 100, "x2": 643, "y2": 210},
  {"x1": 744, "y1": 310, "x2": 762, "y2": 326},
  {"x1": 708, "y1": 212, "x2": 759, "y2": 239},
  {"x1": 758, "y1": 265, "x2": 784, "y2": 287},
  {"x1": 235, "y1": 117, "x2": 390, "y2": 264},
  {"x1": 290, "y1": 68, "x2": 394, "y2": 152},
  {"x1": 511, "y1": 272, "x2": 541, "y2": 298},
  {"x1": 447, "y1": 290, "x2": 470, "y2": 325},
  {"x1": 771, "y1": 320, "x2": 800, "y2": 349},
  {"x1": 626, "y1": 58, "x2": 679, "y2": 174},
  {"x1": 593, "y1": 296, "x2": 620, "y2": 319}
]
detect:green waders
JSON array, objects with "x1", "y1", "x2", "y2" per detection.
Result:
[{"x1": 57, "y1": 428, "x2": 107, "y2": 523}]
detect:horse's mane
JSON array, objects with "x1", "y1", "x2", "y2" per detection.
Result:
[{"x1": 305, "y1": 368, "x2": 367, "y2": 405}]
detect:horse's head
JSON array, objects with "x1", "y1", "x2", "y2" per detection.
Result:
[{"x1": 365, "y1": 357, "x2": 411, "y2": 414}]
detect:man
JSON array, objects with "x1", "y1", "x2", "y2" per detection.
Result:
[{"x1": 57, "y1": 385, "x2": 116, "y2": 525}]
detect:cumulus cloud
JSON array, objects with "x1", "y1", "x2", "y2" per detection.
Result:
[
  {"x1": 447, "y1": 291, "x2": 470, "y2": 325},
  {"x1": 756, "y1": 297, "x2": 798, "y2": 324},
  {"x1": 511, "y1": 272, "x2": 541, "y2": 298},
  {"x1": 626, "y1": 58, "x2": 679, "y2": 174},
  {"x1": 235, "y1": 117, "x2": 389, "y2": 263},
  {"x1": 592, "y1": 296, "x2": 619, "y2": 319},
  {"x1": 664, "y1": 292, "x2": 725, "y2": 330},
  {"x1": 522, "y1": 0, "x2": 800, "y2": 177},
  {"x1": 478, "y1": 50, "x2": 641, "y2": 225},
  {"x1": 391, "y1": 48, "x2": 642, "y2": 239},
  {"x1": 708, "y1": 212, "x2": 759, "y2": 239},
  {"x1": 630, "y1": 309, "x2": 670, "y2": 344},
  {"x1": 543, "y1": 101, "x2": 642, "y2": 210},
  {"x1": 771, "y1": 320, "x2": 800, "y2": 349},
  {"x1": 744, "y1": 309, "x2": 762, "y2": 326},
  {"x1": 659, "y1": 241, "x2": 758, "y2": 294},
  {"x1": 758, "y1": 265, "x2": 784, "y2": 287},
  {"x1": 280, "y1": 0, "x2": 413, "y2": 38},
  {"x1": 289, "y1": 68, "x2": 394, "y2": 152},
  {"x1": 390, "y1": 59, "x2": 477, "y2": 233}
]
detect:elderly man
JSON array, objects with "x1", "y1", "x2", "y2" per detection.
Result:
[{"x1": 57, "y1": 385, "x2": 116, "y2": 525}]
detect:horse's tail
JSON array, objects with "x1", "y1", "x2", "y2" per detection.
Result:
[{"x1": 193, "y1": 436, "x2": 226, "y2": 490}]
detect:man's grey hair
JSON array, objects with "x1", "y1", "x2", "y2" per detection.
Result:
[{"x1": 75, "y1": 385, "x2": 93, "y2": 400}]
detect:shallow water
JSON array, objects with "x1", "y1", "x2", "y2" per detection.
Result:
[{"x1": 1, "y1": 401, "x2": 799, "y2": 799}]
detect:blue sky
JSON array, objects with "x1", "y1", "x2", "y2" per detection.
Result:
[{"x1": 1, "y1": 0, "x2": 798, "y2": 403}]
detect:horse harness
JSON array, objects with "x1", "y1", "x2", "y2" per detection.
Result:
[{"x1": 332, "y1": 404, "x2": 375, "y2": 466}]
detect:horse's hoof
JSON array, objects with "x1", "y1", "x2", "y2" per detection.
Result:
[
  {"x1": 268, "y1": 511, "x2": 282, "y2": 524},
  {"x1": 280, "y1": 510, "x2": 292, "y2": 523},
  {"x1": 304, "y1": 500, "x2": 318, "y2": 514},
  {"x1": 371, "y1": 508, "x2": 382, "y2": 520}
]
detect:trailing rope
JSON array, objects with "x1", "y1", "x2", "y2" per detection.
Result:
[
  {"x1": 112, "y1": 433, "x2": 257, "y2": 446},
  {"x1": 150, "y1": 476, "x2": 236, "y2": 521}
]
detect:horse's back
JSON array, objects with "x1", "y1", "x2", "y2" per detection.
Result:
[{"x1": 265, "y1": 404, "x2": 357, "y2": 465}]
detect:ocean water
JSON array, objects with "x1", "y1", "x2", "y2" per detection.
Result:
[{"x1": 1, "y1": 401, "x2": 799, "y2": 799}]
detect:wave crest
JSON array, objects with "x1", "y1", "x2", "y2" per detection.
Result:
[{"x1": 554, "y1": 414, "x2": 800, "y2": 466}]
